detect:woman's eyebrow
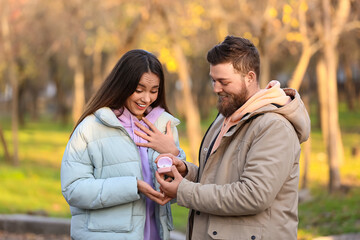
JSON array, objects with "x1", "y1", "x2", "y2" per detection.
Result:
[{"x1": 137, "y1": 83, "x2": 159, "y2": 89}]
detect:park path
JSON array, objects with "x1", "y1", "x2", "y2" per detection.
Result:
[
  {"x1": 1, "y1": 214, "x2": 360, "y2": 240},
  {"x1": 0, "y1": 214, "x2": 186, "y2": 240},
  {"x1": 313, "y1": 234, "x2": 360, "y2": 240},
  {"x1": 0, "y1": 231, "x2": 187, "y2": 240}
]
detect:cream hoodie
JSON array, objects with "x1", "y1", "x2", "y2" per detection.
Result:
[{"x1": 211, "y1": 80, "x2": 291, "y2": 154}]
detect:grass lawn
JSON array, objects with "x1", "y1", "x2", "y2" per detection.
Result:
[{"x1": 0, "y1": 103, "x2": 359, "y2": 239}]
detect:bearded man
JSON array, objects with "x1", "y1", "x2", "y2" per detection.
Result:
[{"x1": 155, "y1": 36, "x2": 311, "y2": 240}]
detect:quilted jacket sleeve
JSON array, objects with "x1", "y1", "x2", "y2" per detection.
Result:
[{"x1": 61, "y1": 126, "x2": 140, "y2": 210}]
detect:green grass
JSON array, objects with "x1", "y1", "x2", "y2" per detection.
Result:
[
  {"x1": 171, "y1": 204, "x2": 189, "y2": 233},
  {"x1": 298, "y1": 187, "x2": 360, "y2": 239},
  {"x1": 0, "y1": 116, "x2": 72, "y2": 218},
  {"x1": 0, "y1": 103, "x2": 360, "y2": 238}
]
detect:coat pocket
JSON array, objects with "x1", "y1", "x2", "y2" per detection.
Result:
[
  {"x1": 88, "y1": 202, "x2": 133, "y2": 232},
  {"x1": 207, "y1": 222, "x2": 263, "y2": 240}
]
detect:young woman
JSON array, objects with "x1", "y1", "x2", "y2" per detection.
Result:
[{"x1": 61, "y1": 49, "x2": 186, "y2": 240}]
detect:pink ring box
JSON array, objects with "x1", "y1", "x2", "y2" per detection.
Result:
[{"x1": 157, "y1": 157, "x2": 173, "y2": 174}]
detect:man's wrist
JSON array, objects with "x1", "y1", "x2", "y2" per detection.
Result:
[{"x1": 180, "y1": 161, "x2": 188, "y2": 177}]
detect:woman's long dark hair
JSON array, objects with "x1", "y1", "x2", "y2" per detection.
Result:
[{"x1": 70, "y1": 49, "x2": 170, "y2": 137}]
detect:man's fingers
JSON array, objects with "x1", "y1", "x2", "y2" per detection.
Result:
[
  {"x1": 155, "y1": 171, "x2": 165, "y2": 184},
  {"x1": 171, "y1": 165, "x2": 182, "y2": 179},
  {"x1": 165, "y1": 177, "x2": 173, "y2": 182},
  {"x1": 156, "y1": 172, "x2": 169, "y2": 185}
]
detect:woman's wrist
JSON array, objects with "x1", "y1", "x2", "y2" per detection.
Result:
[{"x1": 171, "y1": 148, "x2": 180, "y2": 156}]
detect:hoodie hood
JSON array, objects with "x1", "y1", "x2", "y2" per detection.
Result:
[
  {"x1": 246, "y1": 88, "x2": 310, "y2": 143},
  {"x1": 272, "y1": 88, "x2": 310, "y2": 143}
]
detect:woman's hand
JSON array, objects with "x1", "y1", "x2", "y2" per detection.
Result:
[
  {"x1": 155, "y1": 154, "x2": 188, "y2": 177},
  {"x1": 137, "y1": 180, "x2": 172, "y2": 206},
  {"x1": 134, "y1": 118, "x2": 179, "y2": 156}
]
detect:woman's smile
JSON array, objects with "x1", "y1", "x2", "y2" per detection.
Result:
[{"x1": 125, "y1": 72, "x2": 160, "y2": 119}]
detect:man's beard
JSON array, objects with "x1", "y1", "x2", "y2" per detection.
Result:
[{"x1": 217, "y1": 88, "x2": 248, "y2": 118}]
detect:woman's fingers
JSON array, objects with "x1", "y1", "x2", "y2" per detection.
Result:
[
  {"x1": 165, "y1": 121, "x2": 173, "y2": 137},
  {"x1": 141, "y1": 117, "x2": 161, "y2": 133},
  {"x1": 137, "y1": 179, "x2": 173, "y2": 205},
  {"x1": 134, "y1": 121, "x2": 153, "y2": 135},
  {"x1": 134, "y1": 130, "x2": 151, "y2": 141}
]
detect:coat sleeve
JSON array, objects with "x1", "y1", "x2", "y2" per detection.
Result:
[
  {"x1": 183, "y1": 161, "x2": 199, "y2": 182},
  {"x1": 176, "y1": 118, "x2": 299, "y2": 216},
  {"x1": 61, "y1": 127, "x2": 140, "y2": 210}
]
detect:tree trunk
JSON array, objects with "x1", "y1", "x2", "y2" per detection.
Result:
[
  {"x1": 105, "y1": 10, "x2": 151, "y2": 83},
  {"x1": 92, "y1": 44, "x2": 103, "y2": 94},
  {"x1": 18, "y1": 81, "x2": 26, "y2": 126},
  {"x1": 173, "y1": 44, "x2": 202, "y2": 164},
  {"x1": 260, "y1": 52, "x2": 270, "y2": 88},
  {"x1": 0, "y1": 125, "x2": 11, "y2": 163},
  {"x1": 301, "y1": 76, "x2": 311, "y2": 189},
  {"x1": 156, "y1": 3, "x2": 202, "y2": 164},
  {"x1": 316, "y1": 57, "x2": 329, "y2": 149},
  {"x1": 209, "y1": 0, "x2": 229, "y2": 42},
  {"x1": 288, "y1": 46, "x2": 315, "y2": 90},
  {"x1": 301, "y1": 137, "x2": 311, "y2": 189},
  {"x1": 322, "y1": 0, "x2": 347, "y2": 193},
  {"x1": 30, "y1": 86, "x2": 40, "y2": 121},
  {"x1": 343, "y1": 58, "x2": 356, "y2": 111},
  {"x1": 324, "y1": 47, "x2": 342, "y2": 192},
  {"x1": 1, "y1": 2, "x2": 19, "y2": 166},
  {"x1": 288, "y1": 0, "x2": 320, "y2": 90},
  {"x1": 70, "y1": 53, "x2": 85, "y2": 124}
]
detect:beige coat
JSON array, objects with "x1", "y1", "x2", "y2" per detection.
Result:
[{"x1": 179, "y1": 89, "x2": 310, "y2": 240}]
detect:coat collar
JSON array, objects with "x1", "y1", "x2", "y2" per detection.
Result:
[{"x1": 94, "y1": 107, "x2": 124, "y2": 128}]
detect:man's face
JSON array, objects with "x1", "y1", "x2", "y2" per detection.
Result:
[{"x1": 210, "y1": 63, "x2": 249, "y2": 117}]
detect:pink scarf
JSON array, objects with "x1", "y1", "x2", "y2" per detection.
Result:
[{"x1": 211, "y1": 80, "x2": 291, "y2": 154}]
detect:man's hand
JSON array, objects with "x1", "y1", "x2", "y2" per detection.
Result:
[
  {"x1": 134, "y1": 118, "x2": 180, "y2": 156},
  {"x1": 137, "y1": 180, "x2": 172, "y2": 206},
  {"x1": 156, "y1": 166, "x2": 183, "y2": 198},
  {"x1": 155, "y1": 154, "x2": 187, "y2": 177}
]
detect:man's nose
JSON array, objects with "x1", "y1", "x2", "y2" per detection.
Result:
[{"x1": 213, "y1": 81, "x2": 222, "y2": 93}]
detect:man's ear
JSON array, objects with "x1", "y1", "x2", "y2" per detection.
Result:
[
  {"x1": 246, "y1": 71, "x2": 256, "y2": 83},
  {"x1": 244, "y1": 71, "x2": 257, "y2": 90}
]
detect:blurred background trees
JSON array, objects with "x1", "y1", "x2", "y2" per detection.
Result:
[{"x1": 0, "y1": 0, "x2": 359, "y2": 193}]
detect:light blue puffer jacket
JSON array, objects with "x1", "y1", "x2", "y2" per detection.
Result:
[{"x1": 61, "y1": 107, "x2": 186, "y2": 240}]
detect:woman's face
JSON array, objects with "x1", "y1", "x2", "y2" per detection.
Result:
[{"x1": 125, "y1": 72, "x2": 160, "y2": 120}]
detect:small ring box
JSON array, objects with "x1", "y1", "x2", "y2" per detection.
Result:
[{"x1": 157, "y1": 157, "x2": 173, "y2": 174}]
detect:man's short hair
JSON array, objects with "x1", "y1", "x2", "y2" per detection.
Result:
[{"x1": 207, "y1": 36, "x2": 260, "y2": 80}]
